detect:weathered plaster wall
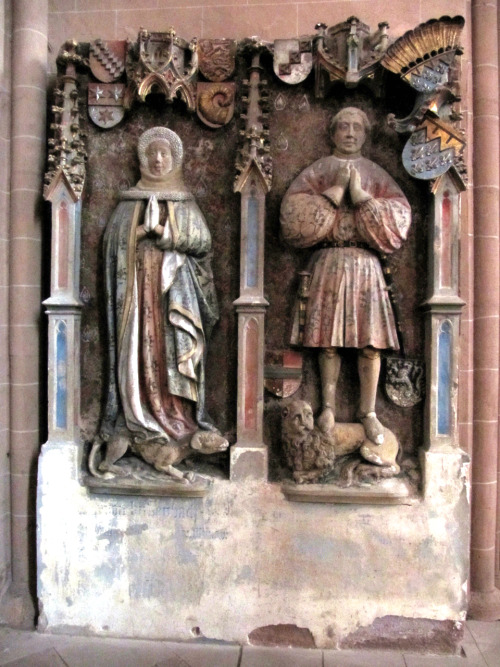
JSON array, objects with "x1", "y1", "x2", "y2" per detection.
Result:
[
  {"x1": 38, "y1": 443, "x2": 470, "y2": 649},
  {"x1": 0, "y1": 0, "x2": 12, "y2": 602}
]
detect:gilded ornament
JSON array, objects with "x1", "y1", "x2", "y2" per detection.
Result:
[{"x1": 196, "y1": 82, "x2": 235, "y2": 128}]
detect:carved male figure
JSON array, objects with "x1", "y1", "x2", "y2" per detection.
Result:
[
  {"x1": 92, "y1": 126, "x2": 225, "y2": 480},
  {"x1": 281, "y1": 107, "x2": 411, "y2": 444}
]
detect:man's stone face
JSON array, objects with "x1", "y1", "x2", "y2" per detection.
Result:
[
  {"x1": 332, "y1": 112, "x2": 366, "y2": 155},
  {"x1": 146, "y1": 140, "x2": 173, "y2": 176}
]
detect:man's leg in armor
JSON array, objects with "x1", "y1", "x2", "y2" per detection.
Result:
[
  {"x1": 318, "y1": 347, "x2": 341, "y2": 432},
  {"x1": 357, "y1": 347, "x2": 385, "y2": 445}
]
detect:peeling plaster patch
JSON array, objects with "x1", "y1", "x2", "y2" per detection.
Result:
[
  {"x1": 95, "y1": 562, "x2": 117, "y2": 585},
  {"x1": 97, "y1": 523, "x2": 148, "y2": 545},
  {"x1": 249, "y1": 624, "x2": 316, "y2": 648},
  {"x1": 174, "y1": 522, "x2": 197, "y2": 565},
  {"x1": 235, "y1": 565, "x2": 253, "y2": 583},
  {"x1": 293, "y1": 534, "x2": 359, "y2": 562},
  {"x1": 127, "y1": 523, "x2": 149, "y2": 536},
  {"x1": 340, "y1": 615, "x2": 463, "y2": 654},
  {"x1": 98, "y1": 529, "x2": 125, "y2": 545}
]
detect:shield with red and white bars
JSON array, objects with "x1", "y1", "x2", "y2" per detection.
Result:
[
  {"x1": 264, "y1": 349, "x2": 303, "y2": 398},
  {"x1": 89, "y1": 39, "x2": 126, "y2": 83}
]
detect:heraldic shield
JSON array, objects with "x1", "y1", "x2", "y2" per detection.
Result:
[
  {"x1": 273, "y1": 38, "x2": 313, "y2": 85},
  {"x1": 402, "y1": 115, "x2": 465, "y2": 180},
  {"x1": 89, "y1": 39, "x2": 126, "y2": 83},
  {"x1": 198, "y1": 39, "x2": 236, "y2": 82},
  {"x1": 384, "y1": 357, "x2": 424, "y2": 408},
  {"x1": 88, "y1": 83, "x2": 125, "y2": 129},
  {"x1": 264, "y1": 349, "x2": 303, "y2": 398}
]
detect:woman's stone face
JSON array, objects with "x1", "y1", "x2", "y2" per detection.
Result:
[{"x1": 145, "y1": 140, "x2": 173, "y2": 176}]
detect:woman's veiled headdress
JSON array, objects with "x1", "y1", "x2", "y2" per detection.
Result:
[{"x1": 137, "y1": 126, "x2": 184, "y2": 172}]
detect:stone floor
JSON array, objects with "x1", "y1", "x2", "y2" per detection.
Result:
[{"x1": 0, "y1": 621, "x2": 499, "y2": 666}]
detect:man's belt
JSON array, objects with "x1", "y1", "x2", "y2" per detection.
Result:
[{"x1": 319, "y1": 240, "x2": 372, "y2": 250}]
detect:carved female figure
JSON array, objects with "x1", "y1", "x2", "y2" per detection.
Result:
[{"x1": 94, "y1": 126, "x2": 222, "y2": 478}]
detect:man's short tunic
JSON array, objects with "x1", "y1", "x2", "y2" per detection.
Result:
[{"x1": 281, "y1": 155, "x2": 411, "y2": 350}]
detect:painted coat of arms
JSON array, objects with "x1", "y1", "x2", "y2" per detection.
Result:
[
  {"x1": 402, "y1": 115, "x2": 465, "y2": 180},
  {"x1": 273, "y1": 38, "x2": 313, "y2": 85},
  {"x1": 89, "y1": 39, "x2": 126, "y2": 83},
  {"x1": 88, "y1": 83, "x2": 125, "y2": 129},
  {"x1": 198, "y1": 39, "x2": 236, "y2": 82},
  {"x1": 264, "y1": 349, "x2": 303, "y2": 398}
]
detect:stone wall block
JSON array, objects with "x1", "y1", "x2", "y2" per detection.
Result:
[
  {"x1": 420, "y1": 0, "x2": 468, "y2": 20},
  {"x1": 458, "y1": 421, "x2": 472, "y2": 452},
  {"x1": 49, "y1": 1, "x2": 76, "y2": 12},
  {"x1": 0, "y1": 385, "x2": 8, "y2": 432},
  {"x1": 10, "y1": 189, "x2": 43, "y2": 241},
  {"x1": 83, "y1": 0, "x2": 153, "y2": 9},
  {"x1": 471, "y1": 188, "x2": 500, "y2": 233},
  {"x1": 10, "y1": 385, "x2": 40, "y2": 436},
  {"x1": 472, "y1": 421, "x2": 500, "y2": 483},
  {"x1": 10, "y1": 239, "x2": 42, "y2": 285},
  {"x1": 472, "y1": 64, "x2": 500, "y2": 115},
  {"x1": 458, "y1": 319, "x2": 472, "y2": 371},
  {"x1": 13, "y1": 1, "x2": 49, "y2": 33},
  {"x1": 10, "y1": 137, "x2": 45, "y2": 193},
  {"x1": 116, "y1": 8, "x2": 202, "y2": 42},
  {"x1": 11, "y1": 32, "x2": 47, "y2": 92},
  {"x1": 0, "y1": 238, "x2": 8, "y2": 289},
  {"x1": 471, "y1": 420, "x2": 500, "y2": 483},
  {"x1": 10, "y1": 86, "x2": 47, "y2": 140},
  {"x1": 0, "y1": 350, "x2": 8, "y2": 386},
  {"x1": 473, "y1": 237, "x2": 500, "y2": 310},
  {"x1": 471, "y1": 2, "x2": 498, "y2": 66},
  {"x1": 471, "y1": 547, "x2": 497, "y2": 591},
  {"x1": 48, "y1": 10, "x2": 117, "y2": 72},
  {"x1": 473, "y1": 143, "x2": 499, "y2": 192},
  {"x1": 0, "y1": 190, "x2": 10, "y2": 238},
  {"x1": 11, "y1": 473, "x2": 35, "y2": 517},
  {"x1": 0, "y1": 140, "x2": 8, "y2": 193},
  {"x1": 9, "y1": 288, "x2": 42, "y2": 328},
  {"x1": 0, "y1": 323, "x2": 7, "y2": 365},
  {"x1": 202, "y1": 5, "x2": 294, "y2": 40},
  {"x1": 10, "y1": 239, "x2": 42, "y2": 284},
  {"x1": 309, "y1": 2, "x2": 419, "y2": 36},
  {"x1": 10, "y1": 322, "x2": 40, "y2": 355},
  {"x1": 473, "y1": 317, "x2": 499, "y2": 370},
  {"x1": 10, "y1": 433, "x2": 40, "y2": 477},
  {"x1": 10, "y1": 513, "x2": 34, "y2": 587},
  {"x1": 6, "y1": 348, "x2": 39, "y2": 387},
  {"x1": 471, "y1": 482, "x2": 498, "y2": 550},
  {"x1": 0, "y1": 90, "x2": 11, "y2": 141}
]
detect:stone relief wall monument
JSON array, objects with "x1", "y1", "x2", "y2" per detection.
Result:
[{"x1": 39, "y1": 16, "x2": 471, "y2": 651}]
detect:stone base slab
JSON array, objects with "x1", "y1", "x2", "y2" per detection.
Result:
[
  {"x1": 282, "y1": 477, "x2": 416, "y2": 504},
  {"x1": 37, "y1": 442, "x2": 469, "y2": 648}
]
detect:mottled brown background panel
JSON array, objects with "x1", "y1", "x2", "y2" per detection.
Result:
[
  {"x1": 77, "y1": 57, "x2": 428, "y2": 479},
  {"x1": 79, "y1": 83, "x2": 241, "y2": 445},
  {"x1": 263, "y1": 72, "x2": 429, "y2": 479}
]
